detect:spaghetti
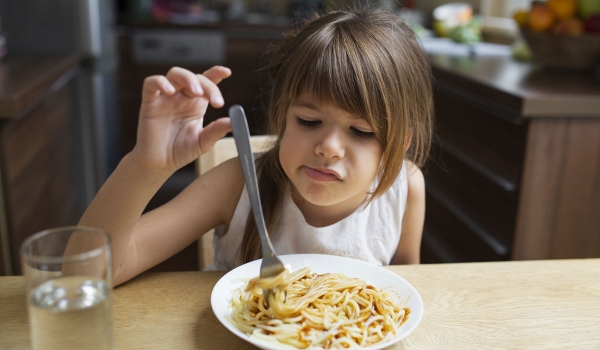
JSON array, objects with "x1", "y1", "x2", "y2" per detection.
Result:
[{"x1": 229, "y1": 267, "x2": 409, "y2": 349}]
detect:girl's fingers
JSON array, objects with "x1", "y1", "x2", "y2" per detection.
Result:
[
  {"x1": 202, "y1": 66, "x2": 232, "y2": 85},
  {"x1": 142, "y1": 75, "x2": 176, "y2": 102},
  {"x1": 198, "y1": 117, "x2": 232, "y2": 155},
  {"x1": 148, "y1": 66, "x2": 230, "y2": 107},
  {"x1": 196, "y1": 74, "x2": 226, "y2": 108},
  {"x1": 165, "y1": 66, "x2": 204, "y2": 98}
]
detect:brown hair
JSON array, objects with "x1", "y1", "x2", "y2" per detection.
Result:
[{"x1": 238, "y1": 7, "x2": 433, "y2": 264}]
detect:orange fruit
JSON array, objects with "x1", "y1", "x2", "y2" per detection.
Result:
[
  {"x1": 547, "y1": 0, "x2": 578, "y2": 20},
  {"x1": 513, "y1": 10, "x2": 529, "y2": 27},
  {"x1": 528, "y1": 5, "x2": 555, "y2": 32}
]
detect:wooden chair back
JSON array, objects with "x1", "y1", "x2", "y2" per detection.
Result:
[{"x1": 195, "y1": 135, "x2": 273, "y2": 270}]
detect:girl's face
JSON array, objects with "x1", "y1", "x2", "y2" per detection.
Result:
[{"x1": 279, "y1": 94, "x2": 383, "y2": 211}]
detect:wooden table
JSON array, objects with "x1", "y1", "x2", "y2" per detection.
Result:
[{"x1": 2, "y1": 259, "x2": 600, "y2": 349}]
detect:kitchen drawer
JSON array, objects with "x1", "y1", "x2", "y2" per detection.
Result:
[
  {"x1": 434, "y1": 88, "x2": 528, "y2": 175},
  {"x1": 422, "y1": 86, "x2": 530, "y2": 263},
  {"x1": 423, "y1": 190, "x2": 509, "y2": 263},
  {"x1": 426, "y1": 144, "x2": 520, "y2": 246},
  {"x1": 132, "y1": 29, "x2": 226, "y2": 65}
]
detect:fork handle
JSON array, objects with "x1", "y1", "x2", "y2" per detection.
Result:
[{"x1": 229, "y1": 105, "x2": 277, "y2": 257}]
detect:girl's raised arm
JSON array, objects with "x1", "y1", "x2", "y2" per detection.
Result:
[{"x1": 78, "y1": 66, "x2": 235, "y2": 286}]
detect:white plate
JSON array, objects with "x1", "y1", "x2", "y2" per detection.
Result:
[{"x1": 211, "y1": 254, "x2": 424, "y2": 349}]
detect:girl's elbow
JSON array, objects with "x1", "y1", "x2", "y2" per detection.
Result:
[{"x1": 390, "y1": 253, "x2": 420, "y2": 265}]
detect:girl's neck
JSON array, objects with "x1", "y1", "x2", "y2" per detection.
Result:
[{"x1": 290, "y1": 186, "x2": 368, "y2": 228}]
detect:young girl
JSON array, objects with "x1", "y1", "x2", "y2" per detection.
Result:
[{"x1": 79, "y1": 8, "x2": 433, "y2": 286}]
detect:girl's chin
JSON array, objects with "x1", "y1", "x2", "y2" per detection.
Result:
[{"x1": 295, "y1": 185, "x2": 340, "y2": 207}]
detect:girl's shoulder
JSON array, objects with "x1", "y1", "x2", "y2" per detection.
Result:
[
  {"x1": 205, "y1": 155, "x2": 246, "y2": 195},
  {"x1": 404, "y1": 160, "x2": 425, "y2": 200},
  {"x1": 387, "y1": 160, "x2": 424, "y2": 199},
  {"x1": 388, "y1": 160, "x2": 421, "y2": 188},
  {"x1": 404, "y1": 159, "x2": 423, "y2": 179},
  {"x1": 199, "y1": 155, "x2": 244, "y2": 185}
]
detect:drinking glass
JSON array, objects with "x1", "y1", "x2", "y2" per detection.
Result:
[{"x1": 20, "y1": 226, "x2": 113, "y2": 350}]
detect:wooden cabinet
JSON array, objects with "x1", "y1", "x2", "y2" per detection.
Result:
[
  {"x1": 423, "y1": 84, "x2": 528, "y2": 262},
  {"x1": 0, "y1": 56, "x2": 80, "y2": 275},
  {"x1": 0, "y1": 222, "x2": 4, "y2": 275},
  {"x1": 421, "y1": 54, "x2": 600, "y2": 263}
]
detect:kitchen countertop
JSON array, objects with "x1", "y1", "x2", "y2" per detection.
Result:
[
  {"x1": 0, "y1": 55, "x2": 79, "y2": 119},
  {"x1": 422, "y1": 38, "x2": 600, "y2": 117},
  {"x1": 2, "y1": 258, "x2": 599, "y2": 349}
]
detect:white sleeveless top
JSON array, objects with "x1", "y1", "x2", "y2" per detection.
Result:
[{"x1": 206, "y1": 161, "x2": 408, "y2": 271}]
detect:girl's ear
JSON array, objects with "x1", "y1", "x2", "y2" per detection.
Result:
[{"x1": 404, "y1": 129, "x2": 414, "y2": 153}]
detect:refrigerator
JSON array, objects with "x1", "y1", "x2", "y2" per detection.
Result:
[{"x1": 0, "y1": 0, "x2": 121, "y2": 214}]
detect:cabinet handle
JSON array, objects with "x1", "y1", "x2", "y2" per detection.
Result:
[
  {"x1": 437, "y1": 82, "x2": 524, "y2": 125},
  {"x1": 15, "y1": 68, "x2": 78, "y2": 121},
  {"x1": 422, "y1": 226, "x2": 461, "y2": 263},
  {"x1": 436, "y1": 136, "x2": 517, "y2": 192},
  {"x1": 50, "y1": 68, "x2": 78, "y2": 93}
]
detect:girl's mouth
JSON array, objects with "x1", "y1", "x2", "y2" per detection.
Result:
[{"x1": 303, "y1": 166, "x2": 341, "y2": 182}]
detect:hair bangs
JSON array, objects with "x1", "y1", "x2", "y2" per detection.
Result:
[{"x1": 279, "y1": 23, "x2": 379, "y2": 131}]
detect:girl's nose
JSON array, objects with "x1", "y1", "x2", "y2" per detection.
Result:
[{"x1": 315, "y1": 128, "x2": 345, "y2": 159}]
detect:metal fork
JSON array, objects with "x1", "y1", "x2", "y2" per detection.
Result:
[{"x1": 229, "y1": 105, "x2": 285, "y2": 308}]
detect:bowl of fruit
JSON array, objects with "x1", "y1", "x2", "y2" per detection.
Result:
[{"x1": 515, "y1": 0, "x2": 600, "y2": 71}]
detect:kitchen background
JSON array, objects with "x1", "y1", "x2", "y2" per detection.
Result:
[{"x1": 0, "y1": 0, "x2": 598, "y2": 275}]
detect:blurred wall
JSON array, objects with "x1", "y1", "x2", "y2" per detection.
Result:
[{"x1": 0, "y1": 0, "x2": 77, "y2": 55}]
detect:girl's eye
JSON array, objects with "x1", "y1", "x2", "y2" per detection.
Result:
[
  {"x1": 351, "y1": 127, "x2": 375, "y2": 139},
  {"x1": 296, "y1": 117, "x2": 321, "y2": 127}
]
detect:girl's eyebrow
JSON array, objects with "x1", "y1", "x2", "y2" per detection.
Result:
[
  {"x1": 291, "y1": 101, "x2": 362, "y2": 121},
  {"x1": 291, "y1": 101, "x2": 320, "y2": 111}
]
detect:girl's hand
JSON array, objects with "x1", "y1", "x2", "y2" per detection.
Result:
[{"x1": 131, "y1": 66, "x2": 232, "y2": 173}]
